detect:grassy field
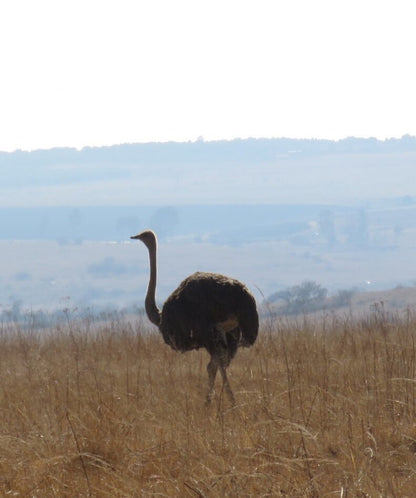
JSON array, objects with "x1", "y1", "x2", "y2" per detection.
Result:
[{"x1": 1, "y1": 310, "x2": 416, "y2": 497}]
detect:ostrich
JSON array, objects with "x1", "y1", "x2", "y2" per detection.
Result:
[{"x1": 131, "y1": 229, "x2": 258, "y2": 404}]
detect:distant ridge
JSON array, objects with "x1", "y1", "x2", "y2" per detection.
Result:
[{"x1": 2, "y1": 135, "x2": 416, "y2": 166}]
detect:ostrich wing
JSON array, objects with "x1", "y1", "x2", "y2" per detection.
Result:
[{"x1": 160, "y1": 272, "x2": 258, "y2": 351}]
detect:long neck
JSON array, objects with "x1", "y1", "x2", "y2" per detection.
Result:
[{"x1": 145, "y1": 236, "x2": 162, "y2": 326}]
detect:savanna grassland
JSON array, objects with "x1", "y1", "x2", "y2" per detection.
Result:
[{"x1": 1, "y1": 311, "x2": 416, "y2": 497}]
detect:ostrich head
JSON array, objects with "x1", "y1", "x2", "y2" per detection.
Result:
[{"x1": 130, "y1": 229, "x2": 157, "y2": 248}]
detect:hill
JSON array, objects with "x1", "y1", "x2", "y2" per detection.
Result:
[
  {"x1": 2, "y1": 136, "x2": 416, "y2": 207},
  {"x1": 2, "y1": 136, "x2": 416, "y2": 310}
]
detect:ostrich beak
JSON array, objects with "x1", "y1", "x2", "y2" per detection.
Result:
[{"x1": 130, "y1": 229, "x2": 155, "y2": 242}]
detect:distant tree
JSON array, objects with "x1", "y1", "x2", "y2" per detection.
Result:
[
  {"x1": 394, "y1": 223, "x2": 403, "y2": 244},
  {"x1": 3, "y1": 299, "x2": 23, "y2": 322},
  {"x1": 69, "y1": 208, "x2": 83, "y2": 243},
  {"x1": 150, "y1": 207, "x2": 179, "y2": 239},
  {"x1": 268, "y1": 281, "x2": 328, "y2": 315},
  {"x1": 400, "y1": 195, "x2": 414, "y2": 206},
  {"x1": 318, "y1": 209, "x2": 336, "y2": 245},
  {"x1": 347, "y1": 209, "x2": 368, "y2": 247},
  {"x1": 330, "y1": 288, "x2": 356, "y2": 308},
  {"x1": 14, "y1": 272, "x2": 32, "y2": 281},
  {"x1": 116, "y1": 215, "x2": 141, "y2": 239},
  {"x1": 87, "y1": 257, "x2": 133, "y2": 277}
]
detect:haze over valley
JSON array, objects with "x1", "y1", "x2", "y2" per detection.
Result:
[{"x1": 2, "y1": 137, "x2": 416, "y2": 315}]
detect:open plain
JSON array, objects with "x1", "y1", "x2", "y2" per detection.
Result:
[{"x1": 1, "y1": 310, "x2": 416, "y2": 496}]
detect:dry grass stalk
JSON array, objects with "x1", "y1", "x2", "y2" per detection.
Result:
[{"x1": 1, "y1": 311, "x2": 416, "y2": 496}]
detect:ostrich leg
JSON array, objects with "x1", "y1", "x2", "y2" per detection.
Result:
[
  {"x1": 206, "y1": 323, "x2": 227, "y2": 404},
  {"x1": 219, "y1": 365, "x2": 236, "y2": 405},
  {"x1": 206, "y1": 323, "x2": 238, "y2": 405},
  {"x1": 206, "y1": 353, "x2": 236, "y2": 405},
  {"x1": 206, "y1": 355, "x2": 219, "y2": 404}
]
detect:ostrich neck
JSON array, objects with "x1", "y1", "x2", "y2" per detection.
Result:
[{"x1": 145, "y1": 240, "x2": 162, "y2": 326}]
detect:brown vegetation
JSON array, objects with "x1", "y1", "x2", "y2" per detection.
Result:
[{"x1": 1, "y1": 310, "x2": 416, "y2": 496}]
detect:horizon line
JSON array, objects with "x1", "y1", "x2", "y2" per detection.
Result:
[{"x1": 1, "y1": 133, "x2": 416, "y2": 154}]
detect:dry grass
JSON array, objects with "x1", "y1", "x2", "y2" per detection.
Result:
[{"x1": 1, "y1": 311, "x2": 416, "y2": 497}]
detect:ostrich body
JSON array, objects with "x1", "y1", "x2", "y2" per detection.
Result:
[{"x1": 131, "y1": 229, "x2": 258, "y2": 403}]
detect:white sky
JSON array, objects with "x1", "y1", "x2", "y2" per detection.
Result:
[{"x1": 1, "y1": 0, "x2": 415, "y2": 152}]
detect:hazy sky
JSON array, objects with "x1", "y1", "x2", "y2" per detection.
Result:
[{"x1": 1, "y1": 0, "x2": 415, "y2": 152}]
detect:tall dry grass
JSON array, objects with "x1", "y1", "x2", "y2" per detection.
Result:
[{"x1": 1, "y1": 309, "x2": 416, "y2": 496}]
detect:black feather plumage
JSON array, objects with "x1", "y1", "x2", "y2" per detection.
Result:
[{"x1": 160, "y1": 271, "x2": 258, "y2": 352}]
